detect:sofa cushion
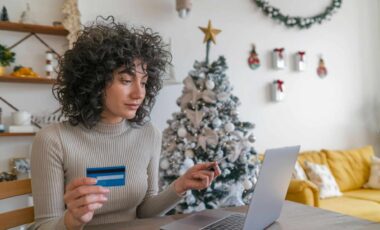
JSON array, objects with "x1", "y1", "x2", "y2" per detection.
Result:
[
  {"x1": 322, "y1": 146, "x2": 374, "y2": 192},
  {"x1": 319, "y1": 196, "x2": 380, "y2": 222},
  {"x1": 297, "y1": 151, "x2": 328, "y2": 170},
  {"x1": 292, "y1": 161, "x2": 308, "y2": 180},
  {"x1": 344, "y1": 189, "x2": 380, "y2": 203},
  {"x1": 364, "y1": 155, "x2": 380, "y2": 189},
  {"x1": 304, "y1": 161, "x2": 342, "y2": 199}
]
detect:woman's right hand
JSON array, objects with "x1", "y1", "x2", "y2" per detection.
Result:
[{"x1": 63, "y1": 177, "x2": 110, "y2": 230}]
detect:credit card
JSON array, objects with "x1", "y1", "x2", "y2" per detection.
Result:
[{"x1": 86, "y1": 166, "x2": 126, "y2": 187}]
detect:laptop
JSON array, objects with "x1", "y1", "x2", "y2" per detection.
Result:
[{"x1": 161, "y1": 145, "x2": 300, "y2": 230}]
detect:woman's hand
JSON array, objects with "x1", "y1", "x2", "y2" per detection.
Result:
[
  {"x1": 174, "y1": 162, "x2": 222, "y2": 195},
  {"x1": 63, "y1": 177, "x2": 110, "y2": 230}
]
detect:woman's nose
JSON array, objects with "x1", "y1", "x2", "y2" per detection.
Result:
[{"x1": 131, "y1": 82, "x2": 144, "y2": 99}]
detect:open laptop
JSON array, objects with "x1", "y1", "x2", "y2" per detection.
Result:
[{"x1": 161, "y1": 145, "x2": 300, "y2": 230}]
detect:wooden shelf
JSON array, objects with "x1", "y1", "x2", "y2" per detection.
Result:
[
  {"x1": 0, "y1": 21, "x2": 68, "y2": 36},
  {"x1": 0, "y1": 75, "x2": 55, "y2": 84},
  {"x1": 0, "y1": 132, "x2": 35, "y2": 137}
]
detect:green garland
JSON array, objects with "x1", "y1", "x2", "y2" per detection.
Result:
[{"x1": 254, "y1": 0, "x2": 342, "y2": 29}]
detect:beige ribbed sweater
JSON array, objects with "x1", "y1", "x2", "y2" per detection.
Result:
[{"x1": 30, "y1": 120, "x2": 182, "y2": 229}]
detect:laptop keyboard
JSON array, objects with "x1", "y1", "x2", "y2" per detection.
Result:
[{"x1": 202, "y1": 213, "x2": 245, "y2": 230}]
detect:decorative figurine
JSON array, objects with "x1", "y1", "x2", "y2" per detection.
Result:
[
  {"x1": 248, "y1": 44, "x2": 260, "y2": 70},
  {"x1": 317, "y1": 57, "x2": 328, "y2": 78},
  {"x1": 1, "y1": 6, "x2": 9, "y2": 21},
  {"x1": 19, "y1": 3, "x2": 33, "y2": 24}
]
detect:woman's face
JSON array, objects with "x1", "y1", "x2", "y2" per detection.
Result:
[{"x1": 101, "y1": 60, "x2": 147, "y2": 123}]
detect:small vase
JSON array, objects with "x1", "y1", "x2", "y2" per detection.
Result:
[{"x1": 0, "y1": 66, "x2": 5, "y2": 76}]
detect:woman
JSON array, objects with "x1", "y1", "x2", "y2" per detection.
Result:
[{"x1": 30, "y1": 17, "x2": 221, "y2": 230}]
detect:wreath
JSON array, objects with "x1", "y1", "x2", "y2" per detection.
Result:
[{"x1": 254, "y1": 0, "x2": 342, "y2": 29}]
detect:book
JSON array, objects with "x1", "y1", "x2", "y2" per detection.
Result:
[{"x1": 8, "y1": 125, "x2": 35, "y2": 133}]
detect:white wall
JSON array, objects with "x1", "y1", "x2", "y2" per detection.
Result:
[
  {"x1": 1, "y1": 0, "x2": 379, "y2": 171},
  {"x1": 79, "y1": 0, "x2": 380, "y2": 154}
]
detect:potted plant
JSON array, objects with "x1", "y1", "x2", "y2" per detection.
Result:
[{"x1": 0, "y1": 44, "x2": 15, "y2": 76}]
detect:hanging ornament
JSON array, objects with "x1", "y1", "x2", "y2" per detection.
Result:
[
  {"x1": 224, "y1": 122, "x2": 235, "y2": 132},
  {"x1": 248, "y1": 44, "x2": 260, "y2": 70},
  {"x1": 160, "y1": 159, "x2": 170, "y2": 170},
  {"x1": 212, "y1": 118, "x2": 222, "y2": 128},
  {"x1": 205, "y1": 79, "x2": 215, "y2": 90},
  {"x1": 183, "y1": 158, "x2": 195, "y2": 169},
  {"x1": 272, "y1": 79, "x2": 285, "y2": 102},
  {"x1": 295, "y1": 51, "x2": 306, "y2": 72},
  {"x1": 243, "y1": 178, "x2": 253, "y2": 190},
  {"x1": 177, "y1": 127, "x2": 187, "y2": 138},
  {"x1": 248, "y1": 134, "x2": 256, "y2": 143},
  {"x1": 317, "y1": 57, "x2": 328, "y2": 78},
  {"x1": 272, "y1": 48, "x2": 285, "y2": 69},
  {"x1": 185, "y1": 149, "x2": 195, "y2": 158}
]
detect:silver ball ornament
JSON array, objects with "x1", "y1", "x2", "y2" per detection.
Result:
[
  {"x1": 205, "y1": 79, "x2": 215, "y2": 90},
  {"x1": 160, "y1": 159, "x2": 170, "y2": 170},
  {"x1": 212, "y1": 118, "x2": 222, "y2": 128},
  {"x1": 177, "y1": 127, "x2": 187, "y2": 138},
  {"x1": 243, "y1": 178, "x2": 253, "y2": 190},
  {"x1": 185, "y1": 149, "x2": 195, "y2": 158},
  {"x1": 224, "y1": 122, "x2": 235, "y2": 132}
]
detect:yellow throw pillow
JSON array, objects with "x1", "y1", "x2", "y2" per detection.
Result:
[
  {"x1": 364, "y1": 155, "x2": 380, "y2": 189},
  {"x1": 304, "y1": 161, "x2": 342, "y2": 199},
  {"x1": 292, "y1": 161, "x2": 308, "y2": 180}
]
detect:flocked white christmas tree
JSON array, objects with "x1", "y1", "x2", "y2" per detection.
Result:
[{"x1": 159, "y1": 21, "x2": 260, "y2": 214}]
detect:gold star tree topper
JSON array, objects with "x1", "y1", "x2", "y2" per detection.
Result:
[{"x1": 199, "y1": 20, "x2": 221, "y2": 44}]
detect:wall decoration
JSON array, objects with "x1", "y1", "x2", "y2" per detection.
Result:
[
  {"x1": 254, "y1": 0, "x2": 342, "y2": 29},
  {"x1": 0, "y1": 6, "x2": 9, "y2": 21},
  {"x1": 45, "y1": 51, "x2": 54, "y2": 78},
  {"x1": 248, "y1": 44, "x2": 260, "y2": 70},
  {"x1": 272, "y1": 48, "x2": 285, "y2": 70},
  {"x1": 19, "y1": 3, "x2": 33, "y2": 24},
  {"x1": 272, "y1": 79, "x2": 285, "y2": 102},
  {"x1": 62, "y1": 0, "x2": 81, "y2": 49},
  {"x1": 295, "y1": 51, "x2": 306, "y2": 71},
  {"x1": 317, "y1": 57, "x2": 328, "y2": 78}
]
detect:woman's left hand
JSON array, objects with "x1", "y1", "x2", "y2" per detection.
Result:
[{"x1": 174, "y1": 162, "x2": 222, "y2": 195}]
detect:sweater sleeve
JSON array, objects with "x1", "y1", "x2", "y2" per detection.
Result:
[
  {"x1": 29, "y1": 125, "x2": 67, "y2": 230},
  {"x1": 136, "y1": 126, "x2": 183, "y2": 218}
]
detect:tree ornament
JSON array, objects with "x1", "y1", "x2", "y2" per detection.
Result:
[
  {"x1": 177, "y1": 127, "x2": 187, "y2": 138},
  {"x1": 1, "y1": 6, "x2": 9, "y2": 21},
  {"x1": 317, "y1": 57, "x2": 328, "y2": 78},
  {"x1": 160, "y1": 159, "x2": 170, "y2": 170},
  {"x1": 224, "y1": 122, "x2": 235, "y2": 132},
  {"x1": 183, "y1": 158, "x2": 195, "y2": 169},
  {"x1": 243, "y1": 178, "x2": 253, "y2": 190},
  {"x1": 212, "y1": 118, "x2": 222, "y2": 128},
  {"x1": 248, "y1": 44, "x2": 260, "y2": 70},
  {"x1": 185, "y1": 149, "x2": 195, "y2": 158},
  {"x1": 254, "y1": 0, "x2": 342, "y2": 29},
  {"x1": 205, "y1": 79, "x2": 215, "y2": 90},
  {"x1": 248, "y1": 134, "x2": 256, "y2": 143},
  {"x1": 199, "y1": 20, "x2": 221, "y2": 65},
  {"x1": 272, "y1": 79, "x2": 285, "y2": 102}
]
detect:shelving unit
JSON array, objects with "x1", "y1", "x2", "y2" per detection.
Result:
[
  {"x1": 0, "y1": 75, "x2": 55, "y2": 84},
  {"x1": 0, "y1": 21, "x2": 68, "y2": 36},
  {"x1": 0, "y1": 132, "x2": 35, "y2": 137}
]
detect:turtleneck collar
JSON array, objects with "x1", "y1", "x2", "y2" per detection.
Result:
[{"x1": 90, "y1": 119, "x2": 130, "y2": 135}]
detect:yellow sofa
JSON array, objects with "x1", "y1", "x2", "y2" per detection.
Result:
[{"x1": 285, "y1": 146, "x2": 380, "y2": 222}]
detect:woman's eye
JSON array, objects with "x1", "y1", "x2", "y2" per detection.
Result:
[
  {"x1": 121, "y1": 79, "x2": 132, "y2": 84},
  {"x1": 141, "y1": 82, "x2": 147, "y2": 87}
]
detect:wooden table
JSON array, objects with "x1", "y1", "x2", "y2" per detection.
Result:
[{"x1": 85, "y1": 201, "x2": 380, "y2": 230}]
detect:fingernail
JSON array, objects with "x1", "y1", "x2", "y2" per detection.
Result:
[{"x1": 89, "y1": 178, "x2": 97, "y2": 183}]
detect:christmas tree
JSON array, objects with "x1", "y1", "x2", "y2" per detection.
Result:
[
  {"x1": 1, "y1": 6, "x2": 9, "y2": 21},
  {"x1": 160, "y1": 21, "x2": 260, "y2": 214}
]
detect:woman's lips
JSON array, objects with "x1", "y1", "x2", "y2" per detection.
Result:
[{"x1": 125, "y1": 104, "x2": 140, "y2": 110}]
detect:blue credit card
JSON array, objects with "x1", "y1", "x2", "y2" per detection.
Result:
[{"x1": 86, "y1": 166, "x2": 126, "y2": 187}]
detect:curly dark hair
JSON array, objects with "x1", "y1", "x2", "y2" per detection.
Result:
[{"x1": 53, "y1": 16, "x2": 171, "y2": 128}]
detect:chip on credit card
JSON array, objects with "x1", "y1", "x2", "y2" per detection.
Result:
[{"x1": 86, "y1": 166, "x2": 126, "y2": 187}]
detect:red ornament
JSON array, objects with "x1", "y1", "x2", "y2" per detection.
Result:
[{"x1": 248, "y1": 44, "x2": 260, "y2": 70}]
